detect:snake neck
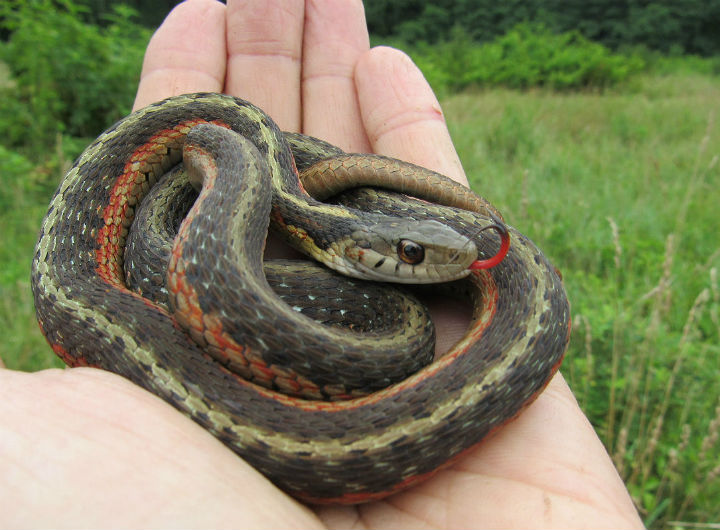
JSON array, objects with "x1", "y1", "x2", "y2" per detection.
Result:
[{"x1": 263, "y1": 135, "x2": 480, "y2": 283}]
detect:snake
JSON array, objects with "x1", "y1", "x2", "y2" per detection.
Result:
[{"x1": 31, "y1": 92, "x2": 570, "y2": 503}]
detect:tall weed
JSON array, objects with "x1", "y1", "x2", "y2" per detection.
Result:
[{"x1": 443, "y1": 85, "x2": 720, "y2": 527}]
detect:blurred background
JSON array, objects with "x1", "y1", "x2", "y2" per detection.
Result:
[{"x1": 1, "y1": 1, "x2": 718, "y2": 527}]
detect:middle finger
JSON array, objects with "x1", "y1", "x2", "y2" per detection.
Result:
[{"x1": 225, "y1": 0, "x2": 305, "y2": 131}]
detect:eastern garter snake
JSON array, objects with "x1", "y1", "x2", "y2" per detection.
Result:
[{"x1": 31, "y1": 93, "x2": 570, "y2": 503}]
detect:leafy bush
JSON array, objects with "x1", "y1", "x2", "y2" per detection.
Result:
[
  {"x1": 407, "y1": 24, "x2": 646, "y2": 93},
  {"x1": 0, "y1": 0, "x2": 151, "y2": 157}
]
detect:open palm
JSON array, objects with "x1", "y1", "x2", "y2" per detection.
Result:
[{"x1": 0, "y1": 1, "x2": 642, "y2": 528}]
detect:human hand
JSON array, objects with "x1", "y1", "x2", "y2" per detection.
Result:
[{"x1": 0, "y1": 1, "x2": 643, "y2": 527}]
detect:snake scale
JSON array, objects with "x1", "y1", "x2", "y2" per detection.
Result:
[{"x1": 31, "y1": 93, "x2": 570, "y2": 503}]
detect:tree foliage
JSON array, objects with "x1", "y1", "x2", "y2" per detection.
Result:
[
  {"x1": 26, "y1": 0, "x2": 720, "y2": 56},
  {"x1": 365, "y1": 0, "x2": 720, "y2": 56},
  {"x1": 0, "y1": 0, "x2": 151, "y2": 154}
]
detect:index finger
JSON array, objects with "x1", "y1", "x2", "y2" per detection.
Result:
[
  {"x1": 355, "y1": 46, "x2": 468, "y2": 187},
  {"x1": 133, "y1": 0, "x2": 227, "y2": 111}
]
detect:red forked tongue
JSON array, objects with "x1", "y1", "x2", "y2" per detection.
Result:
[{"x1": 468, "y1": 216, "x2": 511, "y2": 270}]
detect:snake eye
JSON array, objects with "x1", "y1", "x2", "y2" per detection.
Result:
[{"x1": 397, "y1": 239, "x2": 425, "y2": 265}]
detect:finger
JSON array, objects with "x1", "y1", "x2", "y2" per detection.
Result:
[
  {"x1": 301, "y1": 0, "x2": 371, "y2": 152},
  {"x1": 225, "y1": 0, "x2": 305, "y2": 131},
  {"x1": 133, "y1": 0, "x2": 227, "y2": 111},
  {"x1": 355, "y1": 46, "x2": 468, "y2": 186}
]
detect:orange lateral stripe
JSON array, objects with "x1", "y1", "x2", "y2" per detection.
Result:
[{"x1": 95, "y1": 119, "x2": 229, "y2": 286}]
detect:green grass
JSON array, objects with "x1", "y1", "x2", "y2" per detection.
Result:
[
  {"x1": 1, "y1": 72, "x2": 719, "y2": 527},
  {"x1": 442, "y1": 73, "x2": 720, "y2": 526},
  {"x1": 0, "y1": 145, "x2": 67, "y2": 370}
]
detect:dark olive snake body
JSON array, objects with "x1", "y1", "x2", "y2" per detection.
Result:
[{"x1": 31, "y1": 93, "x2": 570, "y2": 503}]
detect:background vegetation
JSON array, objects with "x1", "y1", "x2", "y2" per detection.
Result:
[
  {"x1": 1, "y1": 1, "x2": 718, "y2": 528},
  {"x1": 366, "y1": 0, "x2": 720, "y2": 56}
]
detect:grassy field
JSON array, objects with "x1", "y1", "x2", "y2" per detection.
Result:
[
  {"x1": 1, "y1": 72, "x2": 719, "y2": 526},
  {"x1": 443, "y1": 73, "x2": 720, "y2": 527}
]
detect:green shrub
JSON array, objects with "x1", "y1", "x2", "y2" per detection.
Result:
[
  {"x1": 408, "y1": 24, "x2": 646, "y2": 93},
  {"x1": 0, "y1": 0, "x2": 151, "y2": 157}
]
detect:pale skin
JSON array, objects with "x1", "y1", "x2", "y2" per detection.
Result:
[{"x1": 0, "y1": 1, "x2": 644, "y2": 528}]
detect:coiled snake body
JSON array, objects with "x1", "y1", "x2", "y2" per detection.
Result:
[{"x1": 31, "y1": 93, "x2": 570, "y2": 503}]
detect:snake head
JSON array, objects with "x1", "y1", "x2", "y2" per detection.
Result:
[{"x1": 330, "y1": 219, "x2": 478, "y2": 284}]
